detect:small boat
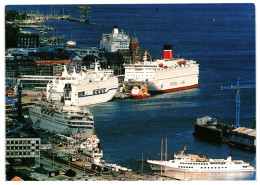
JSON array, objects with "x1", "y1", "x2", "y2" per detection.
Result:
[
  {"x1": 80, "y1": 134, "x2": 104, "y2": 165},
  {"x1": 66, "y1": 40, "x2": 76, "y2": 47},
  {"x1": 130, "y1": 85, "x2": 151, "y2": 99},
  {"x1": 66, "y1": 33, "x2": 76, "y2": 47}
]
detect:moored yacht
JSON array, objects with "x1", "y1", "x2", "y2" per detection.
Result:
[{"x1": 147, "y1": 146, "x2": 255, "y2": 172}]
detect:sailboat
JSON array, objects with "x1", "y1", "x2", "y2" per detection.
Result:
[
  {"x1": 78, "y1": 5, "x2": 95, "y2": 25},
  {"x1": 66, "y1": 33, "x2": 76, "y2": 47}
]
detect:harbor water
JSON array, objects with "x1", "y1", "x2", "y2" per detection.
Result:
[{"x1": 9, "y1": 4, "x2": 256, "y2": 180}]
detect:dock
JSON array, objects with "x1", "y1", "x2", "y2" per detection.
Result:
[{"x1": 193, "y1": 116, "x2": 256, "y2": 152}]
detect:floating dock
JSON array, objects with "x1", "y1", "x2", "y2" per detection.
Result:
[{"x1": 193, "y1": 116, "x2": 234, "y2": 143}]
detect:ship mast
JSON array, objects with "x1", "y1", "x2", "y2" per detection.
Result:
[{"x1": 78, "y1": 5, "x2": 93, "y2": 24}]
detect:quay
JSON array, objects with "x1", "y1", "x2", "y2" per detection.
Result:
[
  {"x1": 19, "y1": 24, "x2": 56, "y2": 31},
  {"x1": 193, "y1": 116, "x2": 256, "y2": 152}
]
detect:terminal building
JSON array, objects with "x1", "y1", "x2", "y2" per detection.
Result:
[{"x1": 6, "y1": 138, "x2": 41, "y2": 166}]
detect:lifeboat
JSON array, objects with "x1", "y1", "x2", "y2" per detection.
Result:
[
  {"x1": 178, "y1": 60, "x2": 186, "y2": 65},
  {"x1": 158, "y1": 63, "x2": 164, "y2": 67}
]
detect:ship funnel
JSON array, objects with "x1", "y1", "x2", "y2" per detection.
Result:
[
  {"x1": 162, "y1": 45, "x2": 173, "y2": 60},
  {"x1": 112, "y1": 25, "x2": 119, "y2": 37}
]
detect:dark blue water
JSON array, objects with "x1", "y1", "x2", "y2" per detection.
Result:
[{"x1": 7, "y1": 4, "x2": 256, "y2": 180}]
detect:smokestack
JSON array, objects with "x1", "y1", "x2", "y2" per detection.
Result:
[
  {"x1": 162, "y1": 45, "x2": 173, "y2": 59},
  {"x1": 112, "y1": 25, "x2": 119, "y2": 37}
]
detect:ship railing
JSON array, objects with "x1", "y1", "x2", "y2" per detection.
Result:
[{"x1": 68, "y1": 120, "x2": 94, "y2": 123}]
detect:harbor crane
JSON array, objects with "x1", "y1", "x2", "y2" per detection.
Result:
[
  {"x1": 67, "y1": 52, "x2": 82, "y2": 73},
  {"x1": 220, "y1": 78, "x2": 255, "y2": 128}
]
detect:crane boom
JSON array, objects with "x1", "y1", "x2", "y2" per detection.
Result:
[{"x1": 220, "y1": 78, "x2": 255, "y2": 128}]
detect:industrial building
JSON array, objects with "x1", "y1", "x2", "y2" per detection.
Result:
[{"x1": 229, "y1": 127, "x2": 256, "y2": 151}]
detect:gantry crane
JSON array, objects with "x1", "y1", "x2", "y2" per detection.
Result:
[{"x1": 220, "y1": 78, "x2": 255, "y2": 128}]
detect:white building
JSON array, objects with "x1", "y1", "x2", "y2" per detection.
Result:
[
  {"x1": 6, "y1": 138, "x2": 41, "y2": 166},
  {"x1": 100, "y1": 26, "x2": 130, "y2": 52}
]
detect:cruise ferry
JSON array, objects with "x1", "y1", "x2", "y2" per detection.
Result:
[
  {"x1": 29, "y1": 99, "x2": 94, "y2": 139},
  {"x1": 46, "y1": 61, "x2": 118, "y2": 106},
  {"x1": 100, "y1": 25, "x2": 130, "y2": 53},
  {"x1": 147, "y1": 146, "x2": 255, "y2": 172},
  {"x1": 124, "y1": 46, "x2": 199, "y2": 93}
]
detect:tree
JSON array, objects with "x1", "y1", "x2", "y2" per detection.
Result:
[
  {"x1": 5, "y1": 23, "x2": 20, "y2": 49},
  {"x1": 5, "y1": 9, "x2": 20, "y2": 22},
  {"x1": 65, "y1": 169, "x2": 76, "y2": 177}
]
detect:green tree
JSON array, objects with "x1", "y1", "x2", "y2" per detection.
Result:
[
  {"x1": 65, "y1": 169, "x2": 76, "y2": 177},
  {"x1": 5, "y1": 23, "x2": 20, "y2": 49},
  {"x1": 5, "y1": 9, "x2": 20, "y2": 22}
]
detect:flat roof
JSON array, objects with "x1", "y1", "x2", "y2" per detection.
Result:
[{"x1": 232, "y1": 127, "x2": 256, "y2": 137}]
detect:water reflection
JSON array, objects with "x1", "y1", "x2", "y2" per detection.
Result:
[{"x1": 160, "y1": 171, "x2": 255, "y2": 180}]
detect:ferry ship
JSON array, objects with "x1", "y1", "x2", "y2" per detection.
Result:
[
  {"x1": 100, "y1": 25, "x2": 130, "y2": 53},
  {"x1": 29, "y1": 100, "x2": 94, "y2": 139},
  {"x1": 46, "y1": 61, "x2": 118, "y2": 106},
  {"x1": 124, "y1": 46, "x2": 199, "y2": 93},
  {"x1": 147, "y1": 146, "x2": 255, "y2": 172}
]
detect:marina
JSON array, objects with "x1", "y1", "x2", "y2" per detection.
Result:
[{"x1": 5, "y1": 4, "x2": 256, "y2": 181}]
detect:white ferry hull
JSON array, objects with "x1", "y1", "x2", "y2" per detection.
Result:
[
  {"x1": 148, "y1": 66, "x2": 199, "y2": 93},
  {"x1": 50, "y1": 75, "x2": 118, "y2": 106},
  {"x1": 147, "y1": 160, "x2": 255, "y2": 173},
  {"x1": 29, "y1": 108, "x2": 93, "y2": 139},
  {"x1": 76, "y1": 87, "x2": 117, "y2": 106}
]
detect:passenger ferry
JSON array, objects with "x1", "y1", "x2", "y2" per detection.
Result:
[
  {"x1": 147, "y1": 146, "x2": 255, "y2": 172},
  {"x1": 100, "y1": 25, "x2": 130, "y2": 53},
  {"x1": 124, "y1": 46, "x2": 199, "y2": 93},
  {"x1": 47, "y1": 61, "x2": 118, "y2": 106},
  {"x1": 29, "y1": 99, "x2": 94, "y2": 140}
]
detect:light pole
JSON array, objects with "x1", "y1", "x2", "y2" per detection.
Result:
[
  {"x1": 52, "y1": 152, "x2": 55, "y2": 170},
  {"x1": 83, "y1": 156, "x2": 86, "y2": 176}
]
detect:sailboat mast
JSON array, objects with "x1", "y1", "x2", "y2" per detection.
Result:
[
  {"x1": 161, "y1": 138, "x2": 163, "y2": 175},
  {"x1": 165, "y1": 137, "x2": 167, "y2": 161},
  {"x1": 141, "y1": 152, "x2": 143, "y2": 173}
]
